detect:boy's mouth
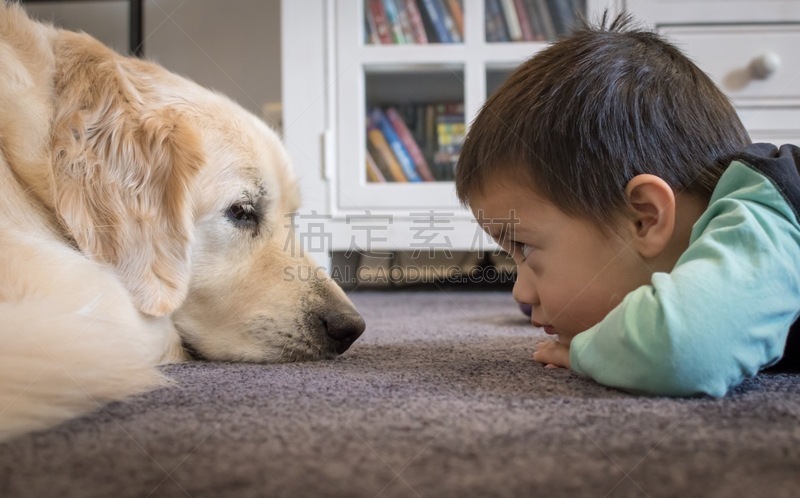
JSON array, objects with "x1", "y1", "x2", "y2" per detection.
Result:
[{"x1": 532, "y1": 321, "x2": 556, "y2": 335}]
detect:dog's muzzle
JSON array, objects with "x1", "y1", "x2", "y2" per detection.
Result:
[{"x1": 321, "y1": 311, "x2": 366, "y2": 354}]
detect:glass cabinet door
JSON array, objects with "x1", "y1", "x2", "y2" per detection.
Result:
[{"x1": 486, "y1": 0, "x2": 586, "y2": 43}]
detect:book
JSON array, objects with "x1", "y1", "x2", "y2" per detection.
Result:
[
  {"x1": 435, "y1": 122, "x2": 465, "y2": 180},
  {"x1": 369, "y1": 108, "x2": 423, "y2": 182},
  {"x1": 419, "y1": 0, "x2": 452, "y2": 43},
  {"x1": 522, "y1": 0, "x2": 547, "y2": 41},
  {"x1": 445, "y1": 0, "x2": 464, "y2": 40},
  {"x1": 422, "y1": 104, "x2": 438, "y2": 176},
  {"x1": 439, "y1": 0, "x2": 462, "y2": 43},
  {"x1": 533, "y1": 0, "x2": 557, "y2": 40},
  {"x1": 367, "y1": 125, "x2": 408, "y2": 182},
  {"x1": 403, "y1": 0, "x2": 429, "y2": 43},
  {"x1": 434, "y1": 104, "x2": 465, "y2": 181},
  {"x1": 368, "y1": 0, "x2": 393, "y2": 44},
  {"x1": 385, "y1": 107, "x2": 436, "y2": 181},
  {"x1": 393, "y1": 0, "x2": 416, "y2": 43},
  {"x1": 500, "y1": 0, "x2": 523, "y2": 41},
  {"x1": 513, "y1": 0, "x2": 536, "y2": 41},
  {"x1": 365, "y1": 12, "x2": 378, "y2": 44},
  {"x1": 546, "y1": 0, "x2": 578, "y2": 35},
  {"x1": 382, "y1": 0, "x2": 408, "y2": 43},
  {"x1": 366, "y1": 151, "x2": 387, "y2": 182},
  {"x1": 412, "y1": 105, "x2": 427, "y2": 150},
  {"x1": 485, "y1": 0, "x2": 510, "y2": 42}
]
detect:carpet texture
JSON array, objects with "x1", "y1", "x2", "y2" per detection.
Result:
[{"x1": 1, "y1": 290, "x2": 799, "y2": 497}]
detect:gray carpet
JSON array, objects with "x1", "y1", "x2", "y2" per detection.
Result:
[{"x1": 1, "y1": 290, "x2": 799, "y2": 498}]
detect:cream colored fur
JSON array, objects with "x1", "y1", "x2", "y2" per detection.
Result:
[{"x1": 0, "y1": 3, "x2": 363, "y2": 441}]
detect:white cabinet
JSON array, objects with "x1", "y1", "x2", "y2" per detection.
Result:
[
  {"x1": 282, "y1": 1, "x2": 798, "y2": 269},
  {"x1": 628, "y1": 0, "x2": 800, "y2": 145},
  {"x1": 282, "y1": 0, "x2": 615, "y2": 268}
]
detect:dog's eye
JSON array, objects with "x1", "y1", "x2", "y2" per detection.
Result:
[{"x1": 226, "y1": 202, "x2": 259, "y2": 228}]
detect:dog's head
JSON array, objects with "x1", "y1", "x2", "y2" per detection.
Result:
[{"x1": 49, "y1": 30, "x2": 364, "y2": 362}]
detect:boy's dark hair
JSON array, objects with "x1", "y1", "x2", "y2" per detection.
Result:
[{"x1": 455, "y1": 13, "x2": 750, "y2": 226}]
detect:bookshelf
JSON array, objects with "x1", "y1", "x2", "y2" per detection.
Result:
[{"x1": 283, "y1": 0, "x2": 617, "y2": 271}]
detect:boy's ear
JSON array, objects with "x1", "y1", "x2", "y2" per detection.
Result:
[{"x1": 624, "y1": 174, "x2": 676, "y2": 259}]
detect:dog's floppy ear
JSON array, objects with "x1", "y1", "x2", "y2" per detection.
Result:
[{"x1": 51, "y1": 33, "x2": 203, "y2": 316}]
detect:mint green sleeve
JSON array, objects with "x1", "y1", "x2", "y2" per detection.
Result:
[{"x1": 569, "y1": 163, "x2": 800, "y2": 397}]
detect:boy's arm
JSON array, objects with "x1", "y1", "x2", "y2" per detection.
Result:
[{"x1": 569, "y1": 163, "x2": 800, "y2": 397}]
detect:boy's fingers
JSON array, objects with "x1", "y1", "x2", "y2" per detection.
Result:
[
  {"x1": 532, "y1": 349, "x2": 552, "y2": 364},
  {"x1": 532, "y1": 340, "x2": 570, "y2": 369}
]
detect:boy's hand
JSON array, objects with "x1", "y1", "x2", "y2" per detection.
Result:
[{"x1": 533, "y1": 340, "x2": 570, "y2": 369}]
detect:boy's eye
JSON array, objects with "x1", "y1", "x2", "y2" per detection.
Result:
[
  {"x1": 510, "y1": 241, "x2": 533, "y2": 262},
  {"x1": 520, "y1": 243, "x2": 533, "y2": 262}
]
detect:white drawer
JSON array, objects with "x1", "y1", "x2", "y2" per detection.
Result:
[
  {"x1": 659, "y1": 24, "x2": 800, "y2": 107},
  {"x1": 626, "y1": 0, "x2": 800, "y2": 24},
  {"x1": 738, "y1": 108, "x2": 800, "y2": 145}
]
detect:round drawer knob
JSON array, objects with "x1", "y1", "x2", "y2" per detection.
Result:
[{"x1": 750, "y1": 52, "x2": 781, "y2": 79}]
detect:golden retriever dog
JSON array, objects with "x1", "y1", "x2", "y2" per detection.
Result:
[{"x1": 0, "y1": 2, "x2": 365, "y2": 441}]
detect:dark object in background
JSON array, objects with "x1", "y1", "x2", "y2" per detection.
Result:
[{"x1": 21, "y1": 0, "x2": 144, "y2": 56}]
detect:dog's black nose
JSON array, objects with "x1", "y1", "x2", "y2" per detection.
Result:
[{"x1": 323, "y1": 312, "x2": 366, "y2": 354}]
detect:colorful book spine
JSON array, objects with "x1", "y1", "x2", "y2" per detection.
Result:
[
  {"x1": 365, "y1": 11, "x2": 378, "y2": 44},
  {"x1": 434, "y1": 104, "x2": 465, "y2": 180},
  {"x1": 386, "y1": 107, "x2": 436, "y2": 181},
  {"x1": 368, "y1": 0, "x2": 393, "y2": 44},
  {"x1": 393, "y1": 0, "x2": 416, "y2": 43},
  {"x1": 369, "y1": 108, "x2": 422, "y2": 182},
  {"x1": 367, "y1": 126, "x2": 408, "y2": 182},
  {"x1": 535, "y1": 0, "x2": 557, "y2": 39},
  {"x1": 500, "y1": 0, "x2": 523, "y2": 41},
  {"x1": 486, "y1": 0, "x2": 510, "y2": 42},
  {"x1": 547, "y1": 0, "x2": 575, "y2": 35},
  {"x1": 439, "y1": 0, "x2": 462, "y2": 43},
  {"x1": 523, "y1": 0, "x2": 547, "y2": 41},
  {"x1": 383, "y1": 0, "x2": 408, "y2": 43},
  {"x1": 403, "y1": 0, "x2": 429, "y2": 43},
  {"x1": 423, "y1": 104, "x2": 438, "y2": 177},
  {"x1": 435, "y1": 122, "x2": 465, "y2": 180},
  {"x1": 420, "y1": 0, "x2": 452, "y2": 43},
  {"x1": 513, "y1": 0, "x2": 536, "y2": 41},
  {"x1": 366, "y1": 151, "x2": 387, "y2": 182},
  {"x1": 446, "y1": 0, "x2": 464, "y2": 40}
]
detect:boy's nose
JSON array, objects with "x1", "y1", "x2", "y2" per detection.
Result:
[{"x1": 512, "y1": 264, "x2": 539, "y2": 306}]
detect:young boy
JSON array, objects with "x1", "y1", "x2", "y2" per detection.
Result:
[{"x1": 456, "y1": 14, "x2": 800, "y2": 397}]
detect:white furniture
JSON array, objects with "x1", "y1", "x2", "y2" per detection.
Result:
[
  {"x1": 282, "y1": 1, "x2": 798, "y2": 268},
  {"x1": 628, "y1": 0, "x2": 800, "y2": 147},
  {"x1": 282, "y1": 0, "x2": 616, "y2": 269}
]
